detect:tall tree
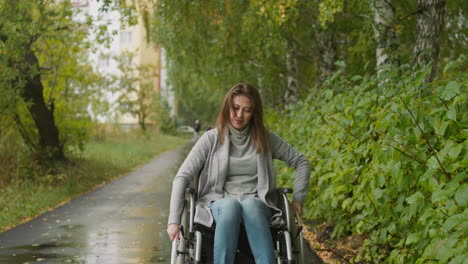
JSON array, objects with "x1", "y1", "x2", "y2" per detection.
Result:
[
  {"x1": 284, "y1": 40, "x2": 300, "y2": 105},
  {"x1": 113, "y1": 52, "x2": 159, "y2": 131},
  {"x1": 413, "y1": 0, "x2": 446, "y2": 81},
  {"x1": 1, "y1": 0, "x2": 106, "y2": 160},
  {"x1": 317, "y1": 25, "x2": 338, "y2": 84},
  {"x1": 0, "y1": 1, "x2": 64, "y2": 159},
  {"x1": 314, "y1": 0, "x2": 340, "y2": 83},
  {"x1": 372, "y1": 0, "x2": 399, "y2": 82}
]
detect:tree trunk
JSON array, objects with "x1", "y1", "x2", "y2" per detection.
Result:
[
  {"x1": 372, "y1": 0, "x2": 399, "y2": 82},
  {"x1": 139, "y1": 112, "x2": 147, "y2": 130},
  {"x1": 284, "y1": 40, "x2": 299, "y2": 106},
  {"x1": 413, "y1": 0, "x2": 446, "y2": 81},
  {"x1": 22, "y1": 49, "x2": 64, "y2": 160},
  {"x1": 317, "y1": 26, "x2": 337, "y2": 84}
]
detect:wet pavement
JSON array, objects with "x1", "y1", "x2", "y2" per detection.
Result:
[
  {"x1": 0, "y1": 147, "x2": 184, "y2": 264},
  {"x1": 0, "y1": 145, "x2": 322, "y2": 264}
]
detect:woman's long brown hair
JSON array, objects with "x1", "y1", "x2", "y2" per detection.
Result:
[{"x1": 216, "y1": 83, "x2": 269, "y2": 153}]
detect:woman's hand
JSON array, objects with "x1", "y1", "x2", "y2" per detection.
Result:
[
  {"x1": 167, "y1": 224, "x2": 180, "y2": 241},
  {"x1": 292, "y1": 202, "x2": 303, "y2": 215}
]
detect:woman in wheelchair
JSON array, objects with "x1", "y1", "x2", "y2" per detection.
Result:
[{"x1": 167, "y1": 83, "x2": 311, "y2": 264}]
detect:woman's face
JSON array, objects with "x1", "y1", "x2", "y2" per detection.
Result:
[{"x1": 230, "y1": 95, "x2": 253, "y2": 131}]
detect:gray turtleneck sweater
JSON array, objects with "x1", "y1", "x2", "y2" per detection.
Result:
[
  {"x1": 225, "y1": 125, "x2": 258, "y2": 200},
  {"x1": 168, "y1": 127, "x2": 311, "y2": 227}
]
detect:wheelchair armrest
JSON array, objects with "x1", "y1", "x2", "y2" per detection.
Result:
[{"x1": 277, "y1": 188, "x2": 293, "y2": 194}]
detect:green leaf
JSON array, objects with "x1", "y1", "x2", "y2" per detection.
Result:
[
  {"x1": 335, "y1": 60, "x2": 346, "y2": 68},
  {"x1": 373, "y1": 188, "x2": 383, "y2": 199},
  {"x1": 342, "y1": 198, "x2": 353, "y2": 210},
  {"x1": 390, "y1": 161, "x2": 401, "y2": 177},
  {"x1": 324, "y1": 89, "x2": 334, "y2": 100},
  {"x1": 405, "y1": 233, "x2": 421, "y2": 245},
  {"x1": 421, "y1": 168, "x2": 436, "y2": 181},
  {"x1": 442, "y1": 214, "x2": 466, "y2": 231},
  {"x1": 374, "y1": 174, "x2": 385, "y2": 187},
  {"x1": 454, "y1": 185, "x2": 467, "y2": 207},
  {"x1": 428, "y1": 177, "x2": 439, "y2": 192},
  {"x1": 432, "y1": 190, "x2": 452, "y2": 203},
  {"x1": 387, "y1": 222, "x2": 396, "y2": 234},
  {"x1": 351, "y1": 75, "x2": 362, "y2": 82},
  {"x1": 406, "y1": 192, "x2": 424, "y2": 204},
  {"x1": 440, "y1": 81, "x2": 460, "y2": 100},
  {"x1": 448, "y1": 254, "x2": 468, "y2": 264},
  {"x1": 447, "y1": 106, "x2": 457, "y2": 121},
  {"x1": 443, "y1": 60, "x2": 459, "y2": 74},
  {"x1": 427, "y1": 156, "x2": 439, "y2": 169},
  {"x1": 448, "y1": 144, "x2": 463, "y2": 159}
]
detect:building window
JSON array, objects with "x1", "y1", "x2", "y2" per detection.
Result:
[{"x1": 120, "y1": 31, "x2": 133, "y2": 45}]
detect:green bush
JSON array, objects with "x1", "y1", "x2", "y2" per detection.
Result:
[{"x1": 267, "y1": 56, "x2": 467, "y2": 263}]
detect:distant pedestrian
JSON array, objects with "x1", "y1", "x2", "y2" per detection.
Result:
[{"x1": 194, "y1": 120, "x2": 201, "y2": 134}]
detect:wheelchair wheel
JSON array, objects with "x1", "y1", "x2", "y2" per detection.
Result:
[
  {"x1": 293, "y1": 211, "x2": 305, "y2": 264},
  {"x1": 276, "y1": 229, "x2": 305, "y2": 264},
  {"x1": 171, "y1": 201, "x2": 189, "y2": 264},
  {"x1": 171, "y1": 236, "x2": 187, "y2": 264},
  {"x1": 193, "y1": 230, "x2": 203, "y2": 264},
  {"x1": 297, "y1": 230, "x2": 305, "y2": 264}
]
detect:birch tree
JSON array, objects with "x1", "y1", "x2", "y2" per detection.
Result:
[
  {"x1": 413, "y1": 0, "x2": 447, "y2": 81},
  {"x1": 317, "y1": 26, "x2": 337, "y2": 84},
  {"x1": 284, "y1": 40, "x2": 300, "y2": 105},
  {"x1": 372, "y1": 0, "x2": 399, "y2": 82}
]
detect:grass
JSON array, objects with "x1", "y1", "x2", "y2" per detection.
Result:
[{"x1": 0, "y1": 130, "x2": 190, "y2": 232}]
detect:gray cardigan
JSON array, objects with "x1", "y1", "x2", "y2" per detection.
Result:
[{"x1": 168, "y1": 128, "x2": 311, "y2": 227}]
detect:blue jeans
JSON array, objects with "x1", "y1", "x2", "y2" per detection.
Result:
[{"x1": 209, "y1": 197, "x2": 275, "y2": 264}]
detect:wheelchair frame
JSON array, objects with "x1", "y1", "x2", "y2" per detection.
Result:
[{"x1": 171, "y1": 188, "x2": 305, "y2": 264}]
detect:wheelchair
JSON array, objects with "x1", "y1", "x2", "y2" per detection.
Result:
[{"x1": 170, "y1": 187, "x2": 305, "y2": 264}]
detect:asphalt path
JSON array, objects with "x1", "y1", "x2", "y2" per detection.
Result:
[{"x1": 0, "y1": 145, "x2": 322, "y2": 264}]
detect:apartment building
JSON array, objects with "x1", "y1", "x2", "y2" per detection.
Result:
[{"x1": 71, "y1": 0, "x2": 175, "y2": 126}]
